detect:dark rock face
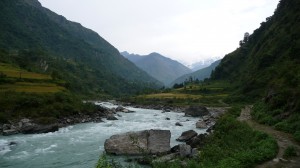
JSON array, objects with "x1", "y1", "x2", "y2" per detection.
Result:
[
  {"x1": 176, "y1": 130, "x2": 197, "y2": 142},
  {"x1": 104, "y1": 130, "x2": 171, "y2": 155},
  {"x1": 184, "y1": 106, "x2": 209, "y2": 117}
]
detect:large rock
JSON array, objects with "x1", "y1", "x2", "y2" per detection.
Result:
[
  {"x1": 196, "y1": 120, "x2": 207, "y2": 129},
  {"x1": 104, "y1": 129, "x2": 171, "y2": 155},
  {"x1": 185, "y1": 106, "x2": 209, "y2": 117},
  {"x1": 148, "y1": 130, "x2": 170, "y2": 154},
  {"x1": 179, "y1": 144, "x2": 192, "y2": 157},
  {"x1": 176, "y1": 130, "x2": 197, "y2": 142},
  {"x1": 186, "y1": 133, "x2": 207, "y2": 148}
]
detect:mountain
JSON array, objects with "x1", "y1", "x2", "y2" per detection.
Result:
[
  {"x1": 189, "y1": 59, "x2": 218, "y2": 72},
  {"x1": 170, "y1": 60, "x2": 221, "y2": 87},
  {"x1": 121, "y1": 52, "x2": 192, "y2": 86},
  {"x1": 0, "y1": 0, "x2": 162, "y2": 96},
  {"x1": 211, "y1": 0, "x2": 300, "y2": 139}
]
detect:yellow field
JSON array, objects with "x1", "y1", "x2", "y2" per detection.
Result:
[
  {"x1": 0, "y1": 63, "x2": 51, "y2": 79},
  {"x1": 0, "y1": 82, "x2": 65, "y2": 93},
  {"x1": 140, "y1": 93, "x2": 202, "y2": 99}
]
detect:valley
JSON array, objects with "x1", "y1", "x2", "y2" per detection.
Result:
[{"x1": 0, "y1": 0, "x2": 300, "y2": 167}]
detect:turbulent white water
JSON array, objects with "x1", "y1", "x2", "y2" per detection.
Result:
[{"x1": 0, "y1": 103, "x2": 206, "y2": 168}]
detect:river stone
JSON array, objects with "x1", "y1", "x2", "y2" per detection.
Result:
[
  {"x1": 186, "y1": 133, "x2": 207, "y2": 148},
  {"x1": 106, "y1": 114, "x2": 118, "y2": 120},
  {"x1": 196, "y1": 120, "x2": 207, "y2": 129},
  {"x1": 3, "y1": 129, "x2": 19, "y2": 136},
  {"x1": 179, "y1": 144, "x2": 192, "y2": 157},
  {"x1": 176, "y1": 130, "x2": 197, "y2": 142},
  {"x1": 104, "y1": 130, "x2": 171, "y2": 155},
  {"x1": 175, "y1": 122, "x2": 183, "y2": 126},
  {"x1": 184, "y1": 106, "x2": 209, "y2": 117},
  {"x1": 20, "y1": 124, "x2": 58, "y2": 134}
]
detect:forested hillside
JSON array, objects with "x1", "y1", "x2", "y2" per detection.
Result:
[
  {"x1": 211, "y1": 0, "x2": 300, "y2": 140},
  {"x1": 0, "y1": 0, "x2": 162, "y2": 97}
]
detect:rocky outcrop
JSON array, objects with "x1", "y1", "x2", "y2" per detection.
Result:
[
  {"x1": 176, "y1": 130, "x2": 197, "y2": 142},
  {"x1": 104, "y1": 129, "x2": 171, "y2": 155},
  {"x1": 184, "y1": 106, "x2": 209, "y2": 117}
]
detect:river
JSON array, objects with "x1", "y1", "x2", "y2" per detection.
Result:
[{"x1": 0, "y1": 102, "x2": 206, "y2": 168}]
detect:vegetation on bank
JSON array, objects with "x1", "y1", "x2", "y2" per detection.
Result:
[
  {"x1": 0, "y1": 91, "x2": 97, "y2": 124},
  {"x1": 252, "y1": 101, "x2": 300, "y2": 142},
  {"x1": 96, "y1": 106, "x2": 278, "y2": 168}
]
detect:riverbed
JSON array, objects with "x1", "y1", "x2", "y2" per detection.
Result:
[{"x1": 0, "y1": 102, "x2": 206, "y2": 168}]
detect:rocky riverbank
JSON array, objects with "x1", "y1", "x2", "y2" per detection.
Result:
[{"x1": 0, "y1": 103, "x2": 134, "y2": 136}]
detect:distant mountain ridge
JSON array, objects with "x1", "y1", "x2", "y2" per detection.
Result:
[
  {"x1": 0, "y1": 0, "x2": 162, "y2": 96},
  {"x1": 170, "y1": 59, "x2": 221, "y2": 87},
  {"x1": 188, "y1": 58, "x2": 219, "y2": 72},
  {"x1": 121, "y1": 52, "x2": 192, "y2": 86}
]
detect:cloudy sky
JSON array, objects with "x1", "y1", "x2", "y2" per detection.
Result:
[{"x1": 39, "y1": 0, "x2": 279, "y2": 65}]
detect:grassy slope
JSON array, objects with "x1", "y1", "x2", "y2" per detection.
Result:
[{"x1": 0, "y1": 63, "x2": 64, "y2": 93}]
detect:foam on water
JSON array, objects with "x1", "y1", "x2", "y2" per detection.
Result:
[{"x1": 0, "y1": 102, "x2": 207, "y2": 167}]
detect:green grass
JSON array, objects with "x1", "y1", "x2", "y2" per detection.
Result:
[
  {"x1": 252, "y1": 101, "x2": 300, "y2": 142},
  {"x1": 0, "y1": 63, "x2": 51, "y2": 79},
  {"x1": 0, "y1": 82, "x2": 65, "y2": 93},
  {"x1": 0, "y1": 63, "x2": 65, "y2": 93},
  {"x1": 153, "y1": 109, "x2": 278, "y2": 168},
  {"x1": 283, "y1": 146, "x2": 297, "y2": 158}
]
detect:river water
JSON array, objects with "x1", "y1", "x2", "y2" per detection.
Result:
[{"x1": 0, "y1": 102, "x2": 206, "y2": 168}]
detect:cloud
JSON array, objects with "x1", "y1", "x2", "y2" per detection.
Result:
[{"x1": 39, "y1": 0, "x2": 280, "y2": 63}]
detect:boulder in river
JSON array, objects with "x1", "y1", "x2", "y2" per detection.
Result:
[
  {"x1": 184, "y1": 106, "x2": 209, "y2": 117},
  {"x1": 106, "y1": 114, "x2": 118, "y2": 120},
  {"x1": 175, "y1": 122, "x2": 183, "y2": 126},
  {"x1": 104, "y1": 129, "x2": 171, "y2": 155},
  {"x1": 196, "y1": 120, "x2": 207, "y2": 129},
  {"x1": 176, "y1": 130, "x2": 197, "y2": 142}
]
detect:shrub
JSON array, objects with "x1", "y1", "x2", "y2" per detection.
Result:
[
  {"x1": 293, "y1": 131, "x2": 300, "y2": 142},
  {"x1": 283, "y1": 146, "x2": 297, "y2": 158}
]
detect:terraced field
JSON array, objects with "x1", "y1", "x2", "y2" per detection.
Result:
[
  {"x1": 134, "y1": 81, "x2": 231, "y2": 106},
  {"x1": 0, "y1": 63, "x2": 65, "y2": 93}
]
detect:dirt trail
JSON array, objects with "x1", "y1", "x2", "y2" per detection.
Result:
[{"x1": 238, "y1": 106, "x2": 300, "y2": 168}]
